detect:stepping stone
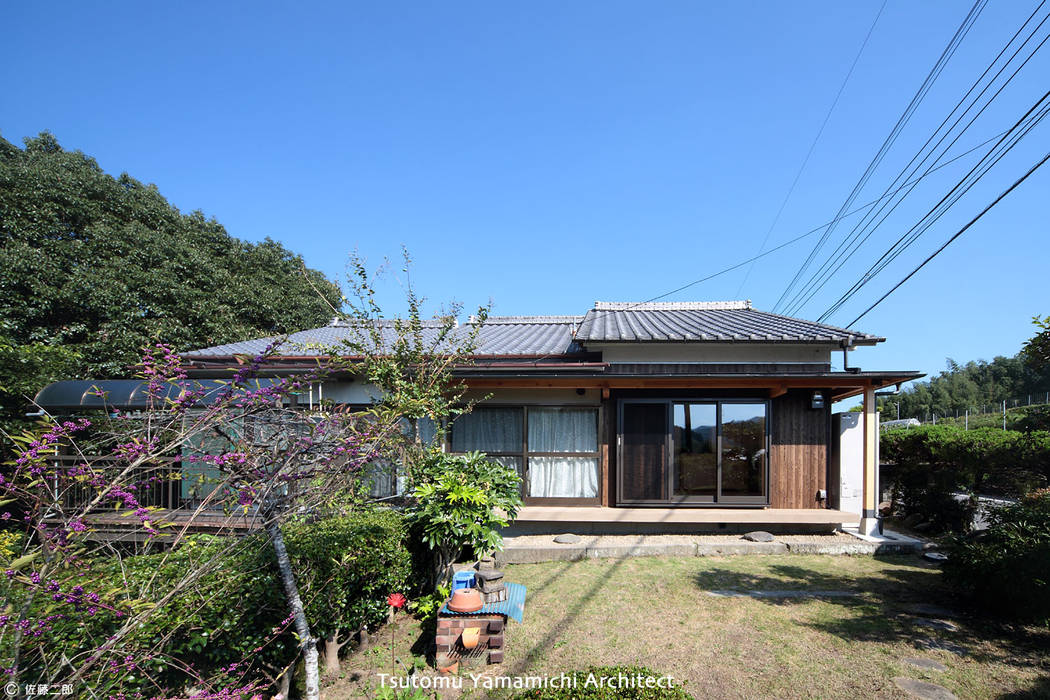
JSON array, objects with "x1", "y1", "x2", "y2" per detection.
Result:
[
  {"x1": 748, "y1": 589, "x2": 858, "y2": 599},
  {"x1": 901, "y1": 604, "x2": 960, "y2": 619},
  {"x1": 553, "y1": 534, "x2": 581, "y2": 544},
  {"x1": 922, "y1": 552, "x2": 949, "y2": 563},
  {"x1": 743, "y1": 531, "x2": 775, "y2": 542},
  {"x1": 915, "y1": 638, "x2": 968, "y2": 656},
  {"x1": 893, "y1": 677, "x2": 957, "y2": 700},
  {"x1": 911, "y1": 617, "x2": 959, "y2": 632},
  {"x1": 903, "y1": 657, "x2": 948, "y2": 672},
  {"x1": 704, "y1": 589, "x2": 858, "y2": 599}
]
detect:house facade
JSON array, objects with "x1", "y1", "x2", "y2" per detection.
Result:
[{"x1": 35, "y1": 301, "x2": 920, "y2": 535}]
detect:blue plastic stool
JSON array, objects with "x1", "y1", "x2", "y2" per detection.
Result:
[{"x1": 452, "y1": 570, "x2": 476, "y2": 591}]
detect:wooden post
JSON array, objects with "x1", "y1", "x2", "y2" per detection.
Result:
[{"x1": 860, "y1": 384, "x2": 879, "y2": 536}]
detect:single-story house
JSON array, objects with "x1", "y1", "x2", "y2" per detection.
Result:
[{"x1": 35, "y1": 301, "x2": 921, "y2": 536}]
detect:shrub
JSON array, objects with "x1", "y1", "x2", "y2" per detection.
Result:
[
  {"x1": 512, "y1": 665, "x2": 693, "y2": 699},
  {"x1": 411, "y1": 450, "x2": 522, "y2": 586},
  {"x1": 5, "y1": 509, "x2": 416, "y2": 695},
  {"x1": 882, "y1": 425, "x2": 1050, "y2": 532},
  {"x1": 5, "y1": 535, "x2": 295, "y2": 697},
  {"x1": 942, "y1": 489, "x2": 1050, "y2": 623},
  {"x1": 283, "y1": 508, "x2": 413, "y2": 673}
]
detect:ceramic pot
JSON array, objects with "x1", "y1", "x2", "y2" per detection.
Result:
[
  {"x1": 447, "y1": 587, "x2": 483, "y2": 612},
  {"x1": 461, "y1": 627, "x2": 480, "y2": 650}
]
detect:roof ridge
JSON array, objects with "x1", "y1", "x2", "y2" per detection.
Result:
[
  {"x1": 469, "y1": 315, "x2": 585, "y2": 324},
  {"x1": 594, "y1": 300, "x2": 752, "y2": 311}
]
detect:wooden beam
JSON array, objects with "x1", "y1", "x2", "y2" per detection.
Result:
[
  {"x1": 601, "y1": 387, "x2": 610, "y2": 400},
  {"x1": 860, "y1": 384, "x2": 879, "y2": 536},
  {"x1": 769, "y1": 385, "x2": 788, "y2": 398}
]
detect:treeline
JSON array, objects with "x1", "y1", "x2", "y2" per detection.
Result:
[
  {"x1": 879, "y1": 353, "x2": 1050, "y2": 421},
  {"x1": 0, "y1": 132, "x2": 342, "y2": 418}
]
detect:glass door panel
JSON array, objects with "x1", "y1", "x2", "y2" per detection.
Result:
[
  {"x1": 720, "y1": 403, "x2": 767, "y2": 499},
  {"x1": 619, "y1": 402, "x2": 667, "y2": 502},
  {"x1": 672, "y1": 403, "x2": 717, "y2": 500}
]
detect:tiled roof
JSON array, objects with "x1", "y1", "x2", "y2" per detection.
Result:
[
  {"x1": 182, "y1": 303, "x2": 882, "y2": 358},
  {"x1": 575, "y1": 302, "x2": 882, "y2": 344},
  {"x1": 183, "y1": 316, "x2": 585, "y2": 358}
]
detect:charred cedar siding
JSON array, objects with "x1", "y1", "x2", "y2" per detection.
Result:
[{"x1": 770, "y1": 389, "x2": 829, "y2": 509}]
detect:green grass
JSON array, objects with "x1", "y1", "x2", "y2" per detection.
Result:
[{"x1": 328, "y1": 555, "x2": 1050, "y2": 699}]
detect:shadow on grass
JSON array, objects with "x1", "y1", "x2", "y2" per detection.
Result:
[
  {"x1": 693, "y1": 555, "x2": 1050, "y2": 672},
  {"x1": 996, "y1": 674, "x2": 1050, "y2": 699}
]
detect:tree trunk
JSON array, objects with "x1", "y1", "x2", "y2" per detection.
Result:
[
  {"x1": 434, "y1": 545, "x2": 457, "y2": 589},
  {"x1": 269, "y1": 521, "x2": 320, "y2": 700},
  {"x1": 275, "y1": 668, "x2": 292, "y2": 700},
  {"x1": 323, "y1": 633, "x2": 342, "y2": 676}
]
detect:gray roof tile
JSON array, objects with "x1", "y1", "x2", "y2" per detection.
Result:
[
  {"x1": 182, "y1": 302, "x2": 881, "y2": 359},
  {"x1": 574, "y1": 302, "x2": 881, "y2": 344}
]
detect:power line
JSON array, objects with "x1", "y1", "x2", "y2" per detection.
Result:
[
  {"x1": 819, "y1": 89, "x2": 1050, "y2": 320},
  {"x1": 773, "y1": 0, "x2": 987, "y2": 313},
  {"x1": 508, "y1": 130, "x2": 1014, "y2": 367},
  {"x1": 735, "y1": 0, "x2": 888, "y2": 296},
  {"x1": 846, "y1": 149, "x2": 1050, "y2": 327},
  {"x1": 783, "y1": 3, "x2": 1050, "y2": 317}
]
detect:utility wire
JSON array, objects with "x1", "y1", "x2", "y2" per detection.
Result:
[
  {"x1": 773, "y1": 0, "x2": 987, "y2": 313},
  {"x1": 735, "y1": 0, "x2": 888, "y2": 296},
  {"x1": 783, "y1": 3, "x2": 1050, "y2": 316},
  {"x1": 820, "y1": 89, "x2": 1050, "y2": 321},
  {"x1": 504, "y1": 130, "x2": 1015, "y2": 368},
  {"x1": 846, "y1": 149, "x2": 1050, "y2": 327}
]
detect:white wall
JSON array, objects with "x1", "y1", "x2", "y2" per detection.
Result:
[{"x1": 587, "y1": 342, "x2": 835, "y2": 364}]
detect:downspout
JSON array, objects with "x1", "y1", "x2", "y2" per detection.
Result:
[{"x1": 841, "y1": 335, "x2": 860, "y2": 373}]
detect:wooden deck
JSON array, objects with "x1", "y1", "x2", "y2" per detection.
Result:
[{"x1": 515, "y1": 506, "x2": 858, "y2": 525}]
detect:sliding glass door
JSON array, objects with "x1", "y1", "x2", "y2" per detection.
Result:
[{"x1": 619, "y1": 399, "x2": 769, "y2": 505}]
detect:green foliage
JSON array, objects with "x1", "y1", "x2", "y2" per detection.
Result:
[
  {"x1": 882, "y1": 424, "x2": 1050, "y2": 532},
  {"x1": 410, "y1": 451, "x2": 522, "y2": 584},
  {"x1": 0, "y1": 132, "x2": 341, "y2": 413},
  {"x1": 283, "y1": 508, "x2": 413, "y2": 643},
  {"x1": 878, "y1": 352, "x2": 1050, "y2": 423},
  {"x1": 511, "y1": 666, "x2": 693, "y2": 699},
  {"x1": 943, "y1": 489, "x2": 1050, "y2": 623},
  {"x1": 1023, "y1": 315, "x2": 1050, "y2": 371},
  {"x1": 9, "y1": 510, "x2": 415, "y2": 694},
  {"x1": 8, "y1": 535, "x2": 294, "y2": 696},
  {"x1": 337, "y1": 249, "x2": 491, "y2": 482},
  {"x1": 930, "y1": 403, "x2": 1050, "y2": 432}
]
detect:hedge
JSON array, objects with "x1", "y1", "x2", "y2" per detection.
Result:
[
  {"x1": 942, "y1": 489, "x2": 1050, "y2": 623},
  {"x1": 882, "y1": 425, "x2": 1050, "y2": 532},
  {"x1": 3, "y1": 507, "x2": 414, "y2": 695}
]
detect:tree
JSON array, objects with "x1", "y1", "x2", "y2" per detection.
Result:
[
  {"x1": 1023, "y1": 315, "x2": 1050, "y2": 371},
  {"x1": 0, "y1": 131, "x2": 341, "y2": 418},
  {"x1": 1, "y1": 343, "x2": 398, "y2": 699},
  {"x1": 336, "y1": 248, "x2": 491, "y2": 484}
]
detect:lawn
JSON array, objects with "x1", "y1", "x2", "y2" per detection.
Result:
[{"x1": 327, "y1": 554, "x2": 1050, "y2": 699}]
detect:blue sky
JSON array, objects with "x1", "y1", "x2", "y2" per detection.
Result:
[{"x1": 3, "y1": 1, "x2": 1047, "y2": 391}]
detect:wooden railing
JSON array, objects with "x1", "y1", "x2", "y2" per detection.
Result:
[{"x1": 51, "y1": 454, "x2": 182, "y2": 511}]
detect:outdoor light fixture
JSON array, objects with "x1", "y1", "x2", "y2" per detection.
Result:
[{"x1": 811, "y1": 391, "x2": 825, "y2": 410}]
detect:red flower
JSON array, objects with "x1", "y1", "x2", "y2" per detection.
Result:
[{"x1": 387, "y1": 592, "x2": 407, "y2": 609}]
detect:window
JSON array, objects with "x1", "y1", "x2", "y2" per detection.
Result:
[
  {"x1": 620, "y1": 399, "x2": 768, "y2": 505},
  {"x1": 450, "y1": 406, "x2": 600, "y2": 501},
  {"x1": 527, "y1": 408, "x2": 599, "y2": 498}
]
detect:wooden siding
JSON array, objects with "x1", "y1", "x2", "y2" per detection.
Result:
[
  {"x1": 601, "y1": 398, "x2": 614, "y2": 507},
  {"x1": 770, "y1": 390, "x2": 828, "y2": 509}
]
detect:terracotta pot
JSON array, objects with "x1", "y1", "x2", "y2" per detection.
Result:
[
  {"x1": 461, "y1": 627, "x2": 480, "y2": 650},
  {"x1": 446, "y1": 587, "x2": 483, "y2": 612}
]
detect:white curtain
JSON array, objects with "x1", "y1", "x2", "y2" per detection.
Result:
[
  {"x1": 529, "y1": 457, "x2": 599, "y2": 498},
  {"x1": 451, "y1": 408, "x2": 523, "y2": 453},
  {"x1": 527, "y1": 408, "x2": 597, "y2": 452}
]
